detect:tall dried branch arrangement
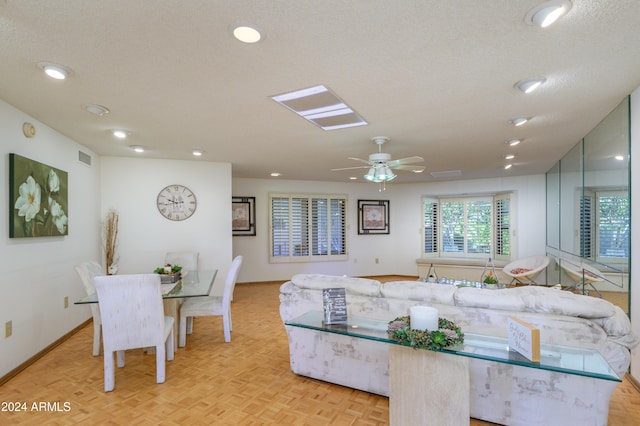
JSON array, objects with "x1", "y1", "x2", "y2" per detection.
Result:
[{"x1": 103, "y1": 209, "x2": 119, "y2": 275}]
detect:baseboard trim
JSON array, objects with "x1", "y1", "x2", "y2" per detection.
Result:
[
  {"x1": 627, "y1": 373, "x2": 640, "y2": 393},
  {"x1": 0, "y1": 319, "x2": 92, "y2": 387}
]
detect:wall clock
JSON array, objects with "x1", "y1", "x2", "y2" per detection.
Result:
[{"x1": 156, "y1": 184, "x2": 197, "y2": 221}]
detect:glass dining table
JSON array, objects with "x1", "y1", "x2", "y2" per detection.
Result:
[
  {"x1": 75, "y1": 270, "x2": 217, "y2": 352},
  {"x1": 74, "y1": 269, "x2": 218, "y2": 304}
]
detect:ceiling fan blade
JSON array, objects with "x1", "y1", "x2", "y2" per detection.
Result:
[
  {"x1": 387, "y1": 156, "x2": 424, "y2": 167},
  {"x1": 392, "y1": 165, "x2": 426, "y2": 172},
  {"x1": 347, "y1": 157, "x2": 371, "y2": 165},
  {"x1": 331, "y1": 166, "x2": 370, "y2": 171}
]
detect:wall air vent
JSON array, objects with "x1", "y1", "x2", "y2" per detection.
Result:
[{"x1": 78, "y1": 150, "x2": 92, "y2": 166}]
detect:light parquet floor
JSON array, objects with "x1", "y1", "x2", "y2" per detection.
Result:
[{"x1": 1, "y1": 280, "x2": 639, "y2": 425}]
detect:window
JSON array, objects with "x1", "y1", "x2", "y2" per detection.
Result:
[
  {"x1": 580, "y1": 190, "x2": 629, "y2": 264},
  {"x1": 269, "y1": 193, "x2": 347, "y2": 263},
  {"x1": 422, "y1": 193, "x2": 512, "y2": 260}
]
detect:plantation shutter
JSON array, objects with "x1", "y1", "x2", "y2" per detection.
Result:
[
  {"x1": 269, "y1": 193, "x2": 347, "y2": 263},
  {"x1": 423, "y1": 198, "x2": 438, "y2": 254},
  {"x1": 495, "y1": 194, "x2": 511, "y2": 258}
]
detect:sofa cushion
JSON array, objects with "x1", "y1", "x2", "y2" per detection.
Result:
[
  {"x1": 381, "y1": 281, "x2": 457, "y2": 305},
  {"x1": 455, "y1": 286, "x2": 615, "y2": 319},
  {"x1": 291, "y1": 274, "x2": 382, "y2": 297}
]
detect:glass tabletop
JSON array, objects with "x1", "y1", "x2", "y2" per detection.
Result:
[
  {"x1": 285, "y1": 311, "x2": 621, "y2": 382},
  {"x1": 75, "y1": 269, "x2": 217, "y2": 304}
]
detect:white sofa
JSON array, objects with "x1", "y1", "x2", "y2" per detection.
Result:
[{"x1": 279, "y1": 274, "x2": 638, "y2": 426}]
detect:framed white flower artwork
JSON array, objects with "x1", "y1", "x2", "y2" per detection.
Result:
[
  {"x1": 9, "y1": 153, "x2": 69, "y2": 238},
  {"x1": 358, "y1": 199, "x2": 389, "y2": 234}
]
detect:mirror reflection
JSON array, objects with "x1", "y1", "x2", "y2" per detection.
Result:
[{"x1": 546, "y1": 97, "x2": 630, "y2": 311}]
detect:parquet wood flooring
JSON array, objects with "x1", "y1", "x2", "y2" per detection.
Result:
[{"x1": 1, "y1": 279, "x2": 639, "y2": 425}]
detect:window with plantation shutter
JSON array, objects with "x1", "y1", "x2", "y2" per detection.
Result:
[
  {"x1": 270, "y1": 193, "x2": 347, "y2": 263},
  {"x1": 579, "y1": 189, "x2": 629, "y2": 264},
  {"x1": 422, "y1": 193, "x2": 512, "y2": 261}
]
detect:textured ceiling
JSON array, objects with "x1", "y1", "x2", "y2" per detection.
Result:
[{"x1": 1, "y1": 1, "x2": 639, "y2": 183}]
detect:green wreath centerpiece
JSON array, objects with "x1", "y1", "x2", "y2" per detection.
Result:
[{"x1": 387, "y1": 316, "x2": 464, "y2": 351}]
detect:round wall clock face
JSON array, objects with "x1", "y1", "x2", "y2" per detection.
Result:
[{"x1": 157, "y1": 185, "x2": 197, "y2": 221}]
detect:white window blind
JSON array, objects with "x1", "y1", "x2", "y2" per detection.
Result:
[{"x1": 270, "y1": 193, "x2": 347, "y2": 263}]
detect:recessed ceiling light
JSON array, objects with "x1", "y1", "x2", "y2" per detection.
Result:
[
  {"x1": 111, "y1": 130, "x2": 129, "y2": 139},
  {"x1": 270, "y1": 172, "x2": 281, "y2": 177},
  {"x1": 192, "y1": 149, "x2": 204, "y2": 156},
  {"x1": 525, "y1": 0, "x2": 572, "y2": 28},
  {"x1": 505, "y1": 139, "x2": 521, "y2": 146},
  {"x1": 514, "y1": 78, "x2": 546, "y2": 94},
  {"x1": 509, "y1": 117, "x2": 529, "y2": 127},
  {"x1": 504, "y1": 154, "x2": 516, "y2": 160},
  {"x1": 232, "y1": 23, "x2": 262, "y2": 43},
  {"x1": 84, "y1": 104, "x2": 110, "y2": 116},
  {"x1": 130, "y1": 145, "x2": 144, "y2": 153},
  {"x1": 38, "y1": 62, "x2": 70, "y2": 80},
  {"x1": 349, "y1": 176, "x2": 358, "y2": 180},
  {"x1": 504, "y1": 164, "x2": 513, "y2": 170},
  {"x1": 615, "y1": 155, "x2": 625, "y2": 161}
]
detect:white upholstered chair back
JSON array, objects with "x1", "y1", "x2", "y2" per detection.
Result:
[
  {"x1": 94, "y1": 273, "x2": 174, "y2": 391},
  {"x1": 74, "y1": 261, "x2": 105, "y2": 355},
  {"x1": 164, "y1": 251, "x2": 199, "y2": 271}
]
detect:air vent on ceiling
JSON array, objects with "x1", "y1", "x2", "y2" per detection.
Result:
[
  {"x1": 430, "y1": 170, "x2": 462, "y2": 179},
  {"x1": 78, "y1": 150, "x2": 92, "y2": 166}
]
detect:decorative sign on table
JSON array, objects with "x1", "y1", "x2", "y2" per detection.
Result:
[
  {"x1": 323, "y1": 288, "x2": 347, "y2": 324},
  {"x1": 508, "y1": 317, "x2": 540, "y2": 362}
]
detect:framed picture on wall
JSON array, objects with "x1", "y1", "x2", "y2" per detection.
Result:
[
  {"x1": 9, "y1": 153, "x2": 69, "y2": 238},
  {"x1": 232, "y1": 196, "x2": 256, "y2": 236},
  {"x1": 357, "y1": 199, "x2": 389, "y2": 234}
]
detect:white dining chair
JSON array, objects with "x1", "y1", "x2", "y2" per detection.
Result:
[
  {"x1": 94, "y1": 273, "x2": 175, "y2": 392},
  {"x1": 164, "y1": 251, "x2": 199, "y2": 271},
  {"x1": 179, "y1": 256, "x2": 243, "y2": 347},
  {"x1": 74, "y1": 260, "x2": 105, "y2": 356}
]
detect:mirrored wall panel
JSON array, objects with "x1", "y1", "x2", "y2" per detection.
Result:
[{"x1": 546, "y1": 97, "x2": 630, "y2": 308}]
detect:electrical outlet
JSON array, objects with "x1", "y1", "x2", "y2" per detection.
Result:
[
  {"x1": 64, "y1": 296, "x2": 69, "y2": 309},
  {"x1": 5, "y1": 321, "x2": 12, "y2": 338},
  {"x1": 375, "y1": 258, "x2": 379, "y2": 264},
  {"x1": 353, "y1": 258, "x2": 357, "y2": 263}
]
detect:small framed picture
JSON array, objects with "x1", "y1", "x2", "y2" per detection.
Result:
[
  {"x1": 358, "y1": 199, "x2": 389, "y2": 235},
  {"x1": 232, "y1": 196, "x2": 256, "y2": 236}
]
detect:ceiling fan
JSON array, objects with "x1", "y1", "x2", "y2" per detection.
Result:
[{"x1": 332, "y1": 136, "x2": 425, "y2": 183}]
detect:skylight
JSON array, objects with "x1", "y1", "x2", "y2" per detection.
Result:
[{"x1": 271, "y1": 85, "x2": 367, "y2": 130}]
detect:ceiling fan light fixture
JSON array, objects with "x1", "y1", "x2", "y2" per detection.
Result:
[
  {"x1": 525, "y1": 0, "x2": 572, "y2": 28},
  {"x1": 515, "y1": 78, "x2": 546, "y2": 94}
]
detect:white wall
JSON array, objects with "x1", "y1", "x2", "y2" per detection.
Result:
[
  {"x1": 630, "y1": 88, "x2": 640, "y2": 380},
  {"x1": 0, "y1": 100, "x2": 234, "y2": 378},
  {"x1": 0, "y1": 100, "x2": 101, "y2": 377},
  {"x1": 232, "y1": 174, "x2": 546, "y2": 283},
  {"x1": 100, "y1": 157, "x2": 233, "y2": 295}
]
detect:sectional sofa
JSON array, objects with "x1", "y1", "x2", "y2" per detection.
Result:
[{"x1": 279, "y1": 274, "x2": 638, "y2": 425}]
